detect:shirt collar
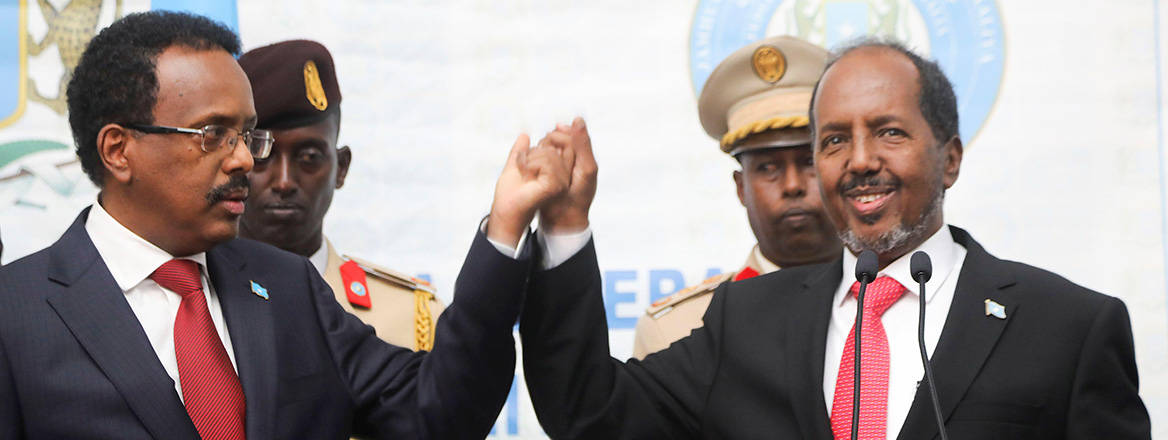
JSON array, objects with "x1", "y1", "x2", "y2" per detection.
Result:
[
  {"x1": 838, "y1": 225, "x2": 959, "y2": 306},
  {"x1": 85, "y1": 199, "x2": 208, "y2": 292},
  {"x1": 309, "y1": 239, "x2": 329, "y2": 276},
  {"x1": 751, "y1": 245, "x2": 781, "y2": 275}
]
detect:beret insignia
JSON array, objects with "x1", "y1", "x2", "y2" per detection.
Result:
[{"x1": 303, "y1": 60, "x2": 329, "y2": 111}]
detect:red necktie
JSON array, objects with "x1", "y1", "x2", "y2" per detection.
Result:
[
  {"x1": 151, "y1": 259, "x2": 247, "y2": 440},
  {"x1": 830, "y1": 276, "x2": 906, "y2": 440}
]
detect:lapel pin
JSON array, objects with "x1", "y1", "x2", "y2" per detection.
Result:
[
  {"x1": 984, "y1": 299, "x2": 1006, "y2": 319},
  {"x1": 250, "y1": 280, "x2": 269, "y2": 300}
]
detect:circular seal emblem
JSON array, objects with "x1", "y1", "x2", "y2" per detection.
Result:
[
  {"x1": 752, "y1": 45, "x2": 787, "y2": 83},
  {"x1": 303, "y1": 60, "x2": 329, "y2": 111},
  {"x1": 349, "y1": 281, "x2": 367, "y2": 297},
  {"x1": 689, "y1": 0, "x2": 1005, "y2": 143}
]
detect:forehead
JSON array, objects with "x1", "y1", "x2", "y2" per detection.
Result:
[
  {"x1": 152, "y1": 46, "x2": 255, "y2": 126},
  {"x1": 813, "y1": 47, "x2": 922, "y2": 123},
  {"x1": 740, "y1": 144, "x2": 812, "y2": 163},
  {"x1": 268, "y1": 116, "x2": 340, "y2": 147}
]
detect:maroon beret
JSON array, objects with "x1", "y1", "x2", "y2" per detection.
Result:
[{"x1": 238, "y1": 39, "x2": 341, "y2": 129}]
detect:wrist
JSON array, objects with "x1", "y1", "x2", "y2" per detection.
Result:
[
  {"x1": 487, "y1": 209, "x2": 532, "y2": 248},
  {"x1": 539, "y1": 209, "x2": 590, "y2": 235}
]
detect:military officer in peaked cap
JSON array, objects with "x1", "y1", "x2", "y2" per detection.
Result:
[
  {"x1": 632, "y1": 35, "x2": 842, "y2": 358},
  {"x1": 237, "y1": 40, "x2": 443, "y2": 352}
]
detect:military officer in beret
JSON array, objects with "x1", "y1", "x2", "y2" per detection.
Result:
[
  {"x1": 632, "y1": 35, "x2": 842, "y2": 358},
  {"x1": 237, "y1": 40, "x2": 444, "y2": 351}
]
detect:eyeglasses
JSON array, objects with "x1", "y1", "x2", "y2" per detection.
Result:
[{"x1": 125, "y1": 123, "x2": 274, "y2": 159}]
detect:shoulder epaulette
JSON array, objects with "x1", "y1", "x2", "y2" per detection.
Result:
[
  {"x1": 342, "y1": 254, "x2": 437, "y2": 295},
  {"x1": 645, "y1": 272, "x2": 735, "y2": 317}
]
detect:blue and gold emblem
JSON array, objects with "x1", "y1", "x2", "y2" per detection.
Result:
[{"x1": 250, "y1": 280, "x2": 270, "y2": 300}]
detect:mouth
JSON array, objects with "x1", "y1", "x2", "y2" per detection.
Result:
[
  {"x1": 261, "y1": 202, "x2": 305, "y2": 219},
  {"x1": 843, "y1": 186, "x2": 896, "y2": 217},
  {"x1": 778, "y1": 208, "x2": 814, "y2": 226},
  {"x1": 216, "y1": 189, "x2": 249, "y2": 215}
]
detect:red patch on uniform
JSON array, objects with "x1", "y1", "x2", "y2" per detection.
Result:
[
  {"x1": 734, "y1": 267, "x2": 760, "y2": 281},
  {"x1": 340, "y1": 260, "x2": 372, "y2": 309}
]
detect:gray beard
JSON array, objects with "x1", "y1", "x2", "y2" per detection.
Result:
[{"x1": 838, "y1": 191, "x2": 944, "y2": 255}]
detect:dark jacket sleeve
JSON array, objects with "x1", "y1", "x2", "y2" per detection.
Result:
[
  {"x1": 519, "y1": 239, "x2": 726, "y2": 439},
  {"x1": 1066, "y1": 296, "x2": 1151, "y2": 439},
  {"x1": 311, "y1": 230, "x2": 531, "y2": 439},
  {"x1": 0, "y1": 314, "x2": 23, "y2": 440}
]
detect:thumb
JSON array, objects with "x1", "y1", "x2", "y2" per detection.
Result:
[{"x1": 508, "y1": 133, "x2": 531, "y2": 168}]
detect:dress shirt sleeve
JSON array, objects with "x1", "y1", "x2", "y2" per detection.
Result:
[
  {"x1": 536, "y1": 227, "x2": 592, "y2": 270},
  {"x1": 480, "y1": 217, "x2": 530, "y2": 259}
]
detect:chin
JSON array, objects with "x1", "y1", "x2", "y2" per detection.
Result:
[{"x1": 204, "y1": 222, "x2": 241, "y2": 245}]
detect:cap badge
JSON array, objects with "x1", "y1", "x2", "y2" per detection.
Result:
[
  {"x1": 751, "y1": 45, "x2": 787, "y2": 83},
  {"x1": 303, "y1": 60, "x2": 329, "y2": 111}
]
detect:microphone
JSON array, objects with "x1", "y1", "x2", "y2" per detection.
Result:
[
  {"x1": 850, "y1": 250, "x2": 878, "y2": 440},
  {"x1": 911, "y1": 251, "x2": 949, "y2": 440}
]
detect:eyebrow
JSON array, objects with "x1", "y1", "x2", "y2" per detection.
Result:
[
  {"x1": 866, "y1": 115, "x2": 904, "y2": 129},
  {"x1": 188, "y1": 113, "x2": 257, "y2": 129},
  {"x1": 819, "y1": 121, "x2": 851, "y2": 134}
]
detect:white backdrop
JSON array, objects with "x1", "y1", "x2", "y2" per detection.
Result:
[{"x1": 1, "y1": 0, "x2": 1166, "y2": 437}]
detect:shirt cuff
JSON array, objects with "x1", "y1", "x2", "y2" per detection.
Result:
[
  {"x1": 536, "y1": 227, "x2": 593, "y2": 270},
  {"x1": 480, "y1": 217, "x2": 529, "y2": 259}
]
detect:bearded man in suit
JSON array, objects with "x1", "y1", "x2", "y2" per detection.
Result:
[{"x1": 518, "y1": 39, "x2": 1151, "y2": 439}]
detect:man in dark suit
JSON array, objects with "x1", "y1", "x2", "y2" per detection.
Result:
[
  {"x1": 0, "y1": 11, "x2": 573, "y2": 439},
  {"x1": 519, "y1": 40, "x2": 1151, "y2": 439}
]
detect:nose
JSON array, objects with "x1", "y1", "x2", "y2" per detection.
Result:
[
  {"x1": 845, "y1": 135, "x2": 881, "y2": 176},
  {"x1": 270, "y1": 154, "x2": 297, "y2": 195},
  {"x1": 780, "y1": 162, "x2": 807, "y2": 198},
  {"x1": 224, "y1": 135, "x2": 254, "y2": 174}
]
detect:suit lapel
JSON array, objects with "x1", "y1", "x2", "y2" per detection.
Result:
[
  {"x1": 785, "y1": 259, "x2": 842, "y2": 440},
  {"x1": 897, "y1": 226, "x2": 1020, "y2": 440},
  {"x1": 44, "y1": 210, "x2": 199, "y2": 440},
  {"x1": 208, "y1": 242, "x2": 277, "y2": 440}
]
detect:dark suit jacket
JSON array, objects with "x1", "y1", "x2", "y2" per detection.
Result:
[
  {"x1": 0, "y1": 209, "x2": 529, "y2": 439},
  {"x1": 520, "y1": 226, "x2": 1151, "y2": 439}
]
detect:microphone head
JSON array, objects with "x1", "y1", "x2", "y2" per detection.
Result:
[
  {"x1": 855, "y1": 249, "x2": 879, "y2": 282},
  {"x1": 911, "y1": 251, "x2": 933, "y2": 282}
]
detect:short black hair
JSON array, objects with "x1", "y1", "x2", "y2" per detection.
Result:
[
  {"x1": 66, "y1": 11, "x2": 241, "y2": 186},
  {"x1": 809, "y1": 37, "x2": 959, "y2": 146}
]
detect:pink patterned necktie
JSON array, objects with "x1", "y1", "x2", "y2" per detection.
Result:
[
  {"x1": 830, "y1": 276, "x2": 906, "y2": 440},
  {"x1": 150, "y1": 259, "x2": 247, "y2": 440}
]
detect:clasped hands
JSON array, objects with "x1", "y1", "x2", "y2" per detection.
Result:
[{"x1": 486, "y1": 117, "x2": 597, "y2": 248}]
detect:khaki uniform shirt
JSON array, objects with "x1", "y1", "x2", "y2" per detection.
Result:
[
  {"x1": 320, "y1": 239, "x2": 445, "y2": 351},
  {"x1": 631, "y1": 245, "x2": 777, "y2": 359}
]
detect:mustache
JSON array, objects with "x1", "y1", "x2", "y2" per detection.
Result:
[
  {"x1": 839, "y1": 173, "x2": 900, "y2": 194},
  {"x1": 205, "y1": 174, "x2": 250, "y2": 204}
]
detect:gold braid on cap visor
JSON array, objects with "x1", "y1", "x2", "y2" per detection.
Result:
[{"x1": 720, "y1": 115, "x2": 811, "y2": 151}]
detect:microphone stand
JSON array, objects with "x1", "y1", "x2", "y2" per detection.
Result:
[
  {"x1": 912, "y1": 251, "x2": 949, "y2": 440},
  {"x1": 850, "y1": 250, "x2": 878, "y2": 440}
]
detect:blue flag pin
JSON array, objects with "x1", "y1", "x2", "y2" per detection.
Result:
[
  {"x1": 984, "y1": 299, "x2": 1006, "y2": 319},
  {"x1": 250, "y1": 280, "x2": 269, "y2": 300}
]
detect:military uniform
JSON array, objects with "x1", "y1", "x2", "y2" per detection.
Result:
[
  {"x1": 238, "y1": 41, "x2": 446, "y2": 353},
  {"x1": 319, "y1": 238, "x2": 445, "y2": 351},
  {"x1": 632, "y1": 246, "x2": 776, "y2": 359},
  {"x1": 631, "y1": 36, "x2": 830, "y2": 359}
]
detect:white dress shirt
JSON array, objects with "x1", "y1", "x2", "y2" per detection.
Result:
[
  {"x1": 752, "y1": 245, "x2": 781, "y2": 274},
  {"x1": 823, "y1": 225, "x2": 967, "y2": 438},
  {"x1": 308, "y1": 241, "x2": 329, "y2": 275},
  {"x1": 85, "y1": 202, "x2": 238, "y2": 402},
  {"x1": 483, "y1": 220, "x2": 593, "y2": 270}
]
